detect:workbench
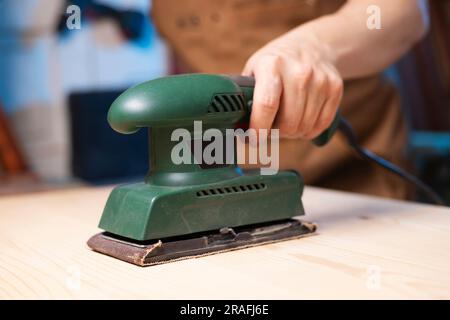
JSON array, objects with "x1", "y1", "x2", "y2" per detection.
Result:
[{"x1": 0, "y1": 186, "x2": 449, "y2": 299}]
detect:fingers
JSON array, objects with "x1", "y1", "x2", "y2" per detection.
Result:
[
  {"x1": 248, "y1": 56, "x2": 283, "y2": 134},
  {"x1": 242, "y1": 59, "x2": 254, "y2": 77},
  {"x1": 298, "y1": 67, "x2": 329, "y2": 139},
  {"x1": 307, "y1": 67, "x2": 343, "y2": 139},
  {"x1": 274, "y1": 64, "x2": 312, "y2": 138}
]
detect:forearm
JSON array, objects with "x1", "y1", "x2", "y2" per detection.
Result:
[{"x1": 289, "y1": 0, "x2": 429, "y2": 79}]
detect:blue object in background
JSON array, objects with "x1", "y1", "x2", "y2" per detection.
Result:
[
  {"x1": 0, "y1": 0, "x2": 56, "y2": 113},
  {"x1": 0, "y1": 36, "x2": 54, "y2": 113},
  {"x1": 69, "y1": 90, "x2": 149, "y2": 183}
]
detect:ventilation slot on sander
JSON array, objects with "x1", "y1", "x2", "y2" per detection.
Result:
[
  {"x1": 207, "y1": 94, "x2": 245, "y2": 113},
  {"x1": 196, "y1": 183, "x2": 267, "y2": 197}
]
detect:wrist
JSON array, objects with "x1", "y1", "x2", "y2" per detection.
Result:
[
  {"x1": 284, "y1": 23, "x2": 339, "y2": 69},
  {"x1": 291, "y1": 16, "x2": 347, "y2": 76}
]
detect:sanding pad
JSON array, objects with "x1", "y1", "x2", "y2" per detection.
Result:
[{"x1": 87, "y1": 219, "x2": 317, "y2": 267}]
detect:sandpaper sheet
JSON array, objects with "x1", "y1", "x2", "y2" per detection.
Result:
[{"x1": 87, "y1": 219, "x2": 317, "y2": 267}]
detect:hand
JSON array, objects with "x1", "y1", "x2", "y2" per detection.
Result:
[{"x1": 242, "y1": 30, "x2": 343, "y2": 139}]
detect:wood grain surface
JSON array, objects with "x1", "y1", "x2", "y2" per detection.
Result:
[{"x1": 0, "y1": 186, "x2": 449, "y2": 299}]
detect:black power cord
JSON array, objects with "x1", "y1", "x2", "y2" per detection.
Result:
[{"x1": 338, "y1": 117, "x2": 446, "y2": 206}]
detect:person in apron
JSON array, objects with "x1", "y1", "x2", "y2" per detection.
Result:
[{"x1": 151, "y1": 0, "x2": 429, "y2": 200}]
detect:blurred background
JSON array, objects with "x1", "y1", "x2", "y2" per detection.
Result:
[{"x1": 0, "y1": 0, "x2": 449, "y2": 204}]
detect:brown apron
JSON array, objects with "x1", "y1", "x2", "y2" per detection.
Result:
[{"x1": 151, "y1": 0, "x2": 413, "y2": 200}]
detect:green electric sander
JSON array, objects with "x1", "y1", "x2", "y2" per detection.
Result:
[
  {"x1": 87, "y1": 73, "x2": 443, "y2": 266},
  {"x1": 87, "y1": 73, "x2": 338, "y2": 266}
]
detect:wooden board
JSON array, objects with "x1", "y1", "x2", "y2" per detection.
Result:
[{"x1": 0, "y1": 186, "x2": 449, "y2": 299}]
